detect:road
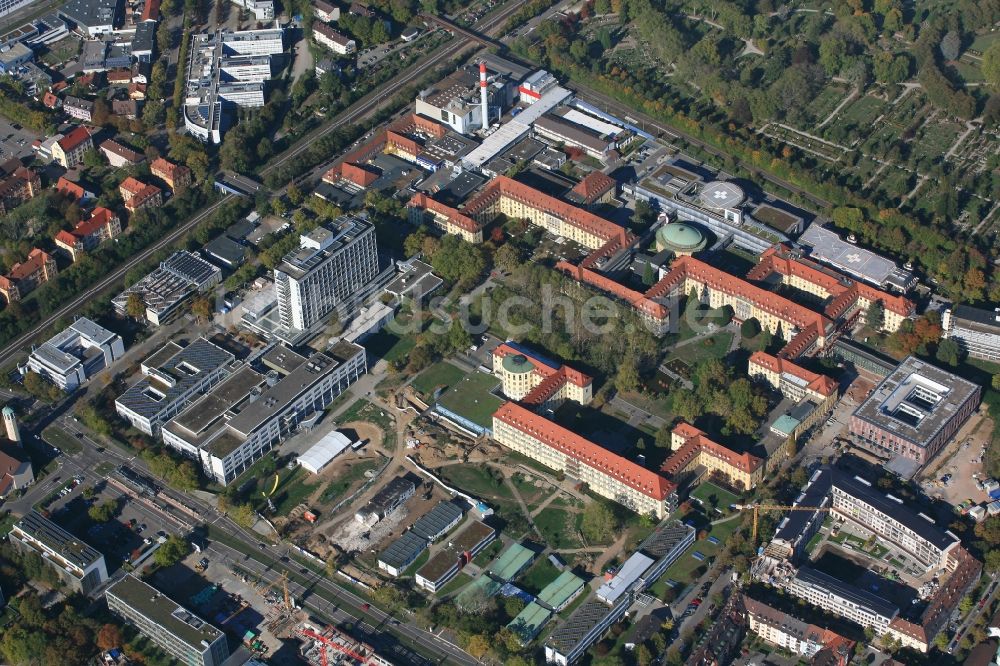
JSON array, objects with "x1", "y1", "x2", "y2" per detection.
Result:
[
  {"x1": 950, "y1": 572, "x2": 999, "y2": 654},
  {"x1": 0, "y1": 0, "x2": 533, "y2": 371},
  {"x1": 11, "y1": 411, "x2": 477, "y2": 665}
]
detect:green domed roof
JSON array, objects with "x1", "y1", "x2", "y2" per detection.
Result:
[
  {"x1": 657, "y1": 223, "x2": 706, "y2": 251},
  {"x1": 502, "y1": 354, "x2": 534, "y2": 374}
]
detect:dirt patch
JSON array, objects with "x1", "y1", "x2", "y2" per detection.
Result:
[{"x1": 338, "y1": 421, "x2": 385, "y2": 453}]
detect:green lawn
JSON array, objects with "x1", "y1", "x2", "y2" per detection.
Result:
[
  {"x1": 42, "y1": 426, "x2": 82, "y2": 455},
  {"x1": 436, "y1": 371, "x2": 505, "y2": 429},
  {"x1": 411, "y1": 362, "x2": 467, "y2": 398},
  {"x1": 439, "y1": 465, "x2": 505, "y2": 497},
  {"x1": 402, "y1": 548, "x2": 430, "y2": 578},
  {"x1": 665, "y1": 331, "x2": 733, "y2": 366},
  {"x1": 689, "y1": 481, "x2": 741, "y2": 516},
  {"x1": 534, "y1": 507, "x2": 584, "y2": 550},
  {"x1": 510, "y1": 471, "x2": 550, "y2": 508},
  {"x1": 363, "y1": 329, "x2": 416, "y2": 364},
  {"x1": 519, "y1": 557, "x2": 560, "y2": 595},
  {"x1": 270, "y1": 467, "x2": 318, "y2": 515},
  {"x1": 472, "y1": 539, "x2": 503, "y2": 567},
  {"x1": 317, "y1": 458, "x2": 381, "y2": 505},
  {"x1": 972, "y1": 32, "x2": 1000, "y2": 53},
  {"x1": 835, "y1": 94, "x2": 887, "y2": 129},
  {"x1": 437, "y1": 572, "x2": 472, "y2": 597}
]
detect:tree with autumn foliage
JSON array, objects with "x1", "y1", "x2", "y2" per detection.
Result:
[
  {"x1": 96, "y1": 624, "x2": 124, "y2": 652},
  {"x1": 887, "y1": 313, "x2": 942, "y2": 357}
]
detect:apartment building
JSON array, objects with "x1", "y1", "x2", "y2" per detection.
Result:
[
  {"x1": 747, "y1": 245, "x2": 914, "y2": 333},
  {"x1": 566, "y1": 171, "x2": 616, "y2": 206},
  {"x1": 150, "y1": 157, "x2": 192, "y2": 191},
  {"x1": 9, "y1": 511, "x2": 108, "y2": 595},
  {"x1": 492, "y1": 401, "x2": 677, "y2": 518},
  {"x1": 120, "y1": 176, "x2": 163, "y2": 213},
  {"x1": 0, "y1": 158, "x2": 40, "y2": 214},
  {"x1": 788, "y1": 567, "x2": 898, "y2": 632},
  {"x1": 407, "y1": 193, "x2": 483, "y2": 243},
  {"x1": 51, "y1": 126, "x2": 93, "y2": 168},
  {"x1": 270, "y1": 216, "x2": 381, "y2": 340},
  {"x1": 849, "y1": 356, "x2": 981, "y2": 466},
  {"x1": 748, "y1": 350, "x2": 838, "y2": 443},
  {"x1": 64, "y1": 95, "x2": 94, "y2": 121},
  {"x1": 830, "y1": 473, "x2": 959, "y2": 570},
  {"x1": 0, "y1": 248, "x2": 57, "y2": 303},
  {"x1": 463, "y1": 176, "x2": 630, "y2": 251},
  {"x1": 106, "y1": 575, "x2": 230, "y2": 666},
  {"x1": 99, "y1": 139, "x2": 145, "y2": 168},
  {"x1": 229, "y1": 0, "x2": 274, "y2": 19},
  {"x1": 744, "y1": 597, "x2": 854, "y2": 660},
  {"x1": 313, "y1": 22, "x2": 355, "y2": 54},
  {"x1": 942, "y1": 305, "x2": 1000, "y2": 362},
  {"x1": 54, "y1": 207, "x2": 122, "y2": 261},
  {"x1": 115, "y1": 338, "x2": 235, "y2": 436},
  {"x1": 660, "y1": 422, "x2": 763, "y2": 491},
  {"x1": 492, "y1": 341, "x2": 592, "y2": 410},
  {"x1": 162, "y1": 341, "x2": 367, "y2": 485},
  {"x1": 27, "y1": 317, "x2": 124, "y2": 391}
]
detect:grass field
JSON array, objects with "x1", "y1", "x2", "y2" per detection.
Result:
[
  {"x1": 834, "y1": 95, "x2": 887, "y2": 130},
  {"x1": 647, "y1": 512, "x2": 741, "y2": 599},
  {"x1": 804, "y1": 83, "x2": 849, "y2": 125},
  {"x1": 439, "y1": 465, "x2": 505, "y2": 497},
  {"x1": 911, "y1": 121, "x2": 963, "y2": 162},
  {"x1": 436, "y1": 371, "x2": 504, "y2": 429},
  {"x1": 270, "y1": 467, "x2": 317, "y2": 515},
  {"x1": 411, "y1": 362, "x2": 467, "y2": 398},
  {"x1": 519, "y1": 557, "x2": 560, "y2": 595},
  {"x1": 665, "y1": 331, "x2": 733, "y2": 366},
  {"x1": 317, "y1": 458, "x2": 381, "y2": 505},
  {"x1": 364, "y1": 329, "x2": 416, "y2": 364},
  {"x1": 42, "y1": 426, "x2": 83, "y2": 455},
  {"x1": 689, "y1": 481, "x2": 741, "y2": 516},
  {"x1": 437, "y1": 572, "x2": 472, "y2": 597},
  {"x1": 534, "y1": 507, "x2": 584, "y2": 550},
  {"x1": 971, "y1": 32, "x2": 1000, "y2": 53}
]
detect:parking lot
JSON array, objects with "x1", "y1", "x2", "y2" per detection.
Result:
[{"x1": 0, "y1": 118, "x2": 39, "y2": 161}]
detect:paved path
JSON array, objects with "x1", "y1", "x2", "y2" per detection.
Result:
[
  {"x1": 817, "y1": 89, "x2": 858, "y2": 129},
  {"x1": 945, "y1": 121, "x2": 976, "y2": 159},
  {"x1": 504, "y1": 475, "x2": 544, "y2": 540}
]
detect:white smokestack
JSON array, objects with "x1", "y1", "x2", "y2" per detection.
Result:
[{"x1": 479, "y1": 62, "x2": 489, "y2": 129}]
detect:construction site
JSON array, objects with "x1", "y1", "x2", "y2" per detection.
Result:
[{"x1": 296, "y1": 622, "x2": 394, "y2": 666}]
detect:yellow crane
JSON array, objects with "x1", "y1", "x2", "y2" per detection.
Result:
[
  {"x1": 735, "y1": 503, "x2": 833, "y2": 543},
  {"x1": 255, "y1": 571, "x2": 293, "y2": 612}
]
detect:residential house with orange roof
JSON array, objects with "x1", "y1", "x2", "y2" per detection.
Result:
[
  {"x1": 55, "y1": 176, "x2": 88, "y2": 202},
  {"x1": 0, "y1": 249, "x2": 58, "y2": 303},
  {"x1": 106, "y1": 68, "x2": 133, "y2": 85},
  {"x1": 150, "y1": 157, "x2": 192, "y2": 191},
  {"x1": 54, "y1": 207, "x2": 122, "y2": 261},
  {"x1": 0, "y1": 446, "x2": 34, "y2": 498},
  {"x1": 492, "y1": 401, "x2": 677, "y2": 518},
  {"x1": 42, "y1": 91, "x2": 61, "y2": 109},
  {"x1": 51, "y1": 126, "x2": 93, "y2": 168},
  {"x1": 661, "y1": 422, "x2": 764, "y2": 491},
  {"x1": 127, "y1": 83, "x2": 146, "y2": 100},
  {"x1": 492, "y1": 341, "x2": 592, "y2": 410},
  {"x1": 120, "y1": 177, "x2": 162, "y2": 213},
  {"x1": 0, "y1": 159, "x2": 41, "y2": 215}
]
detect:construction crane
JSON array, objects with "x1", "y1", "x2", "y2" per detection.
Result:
[
  {"x1": 734, "y1": 504, "x2": 832, "y2": 543},
  {"x1": 221, "y1": 599, "x2": 249, "y2": 625},
  {"x1": 256, "y1": 571, "x2": 293, "y2": 611},
  {"x1": 300, "y1": 628, "x2": 372, "y2": 666}
]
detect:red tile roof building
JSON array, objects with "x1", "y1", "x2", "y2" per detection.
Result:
[
  {"x1": 42, "y1": 91, "x2": 60, "y2": 109},
  {"x1": 566, "y1": 171, "x2": 616, "y2": 206},
  {"x1": 661, "y1": 422, "x2": 764, "y2": 490},
  {"x1": 747, "y1": 245, "x2": 914, "y2": 333},
  {"x1": 492, "y1": 401, "x2": 677, "y2": 518},
  {"x1": 140, "y1": 0, "x2": 161, "y2": 22},
  {"x1": 322, "y1": 161, "x2": 379, "y2": 189},
  {"x1": 112, "y1": 99, "x2": 139, "y2": 119},
  {"x1": 463, "y1": 176, "x2": 629, "y2": 251},
  {"x1": 51, "y1": 127, "x2": 93, "y2": 168},
  {"x1": 0, "y1": 249, "x2": 58, "y2": 303},
  {"x1": 492, "y1": 342, "x2": 593, "y2": 409},
  {"x1": 0, "y1": 159, "x2": 41, "y2": 215},
  {"x1": 119, "y1": 177, "x2": 162, "y2": 213},
  {"x1": 748, "y1": 351, "x2": 837, "y2": 402},
  {"x1": 150, "y1": 157, "x2": 192, "y2": 191},
  {"x1": 55, "y1": 177, "x2": 87, "y2": 202},
  {"x1": 54, "y1": 207, "x2": 122, "y2": 261},
  {"x1": 0, "y1": 447, "x2": 33, "y2": 498},
  {"x1": 107, "y1": 68, "x2": 133, "y2": 84},
  {"x1": 407, "y1": 192, "x2": 483, "y2": 243}
]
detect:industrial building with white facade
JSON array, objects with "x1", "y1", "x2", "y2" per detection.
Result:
[{"x1": 26, "y1": 317, "x2": 124, "y2": 391}]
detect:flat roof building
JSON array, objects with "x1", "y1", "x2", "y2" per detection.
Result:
[
  {"x1": 9, "y1": 511, "x2": 107, "y2": 595},
  {"x1": 850, "y1": 356, "x2": 981, "y2": 466},
  {"x1": 112, "y1": 251, "x2": 222, "y2": 325},
  {"x1": 943, "y1": 305, "x2": 1000, "y2": 363},
  {"x1": 596, "y1": 552, "x2": 654, "y2": 606},
  {"x1": 414, "y1": 520, "x2": 495, "y2": 592},
  {"x1": 798, "y1": 224, "x2": 916, "y2": 292},
  {"x1": 377, "y1": 530, "x2": 428, "y2": 577},
  {"x1": 355, "y1": 476, "x2": 417, "y2": 525},
  {"x1": 536, "y1": 571, "x2": 585, "y2": 611},
  {"x1": 411, "y1": 500, "x2": 464, "y2": 542},
  {"x1": 59, "y1": 0, "x2": 122, "y2": 36},
  {"x1": 162, "y1": 341, "x2": 367, "y2": 485},
  {"x1": 27, "y1": 317, "x2": 125, "y2": 391},
  {"x1": 789, "y1": 566, "x2": 898, "y2": 632},
  {"x1": 487, "y1": 542, "x2": 535, "y2": 582},
  {"x1": 115, "y1": 337, "x2": 235, "y2": 436},
  {"x1": 106, "y1": 575, "x2": 229, "y2": 666}
]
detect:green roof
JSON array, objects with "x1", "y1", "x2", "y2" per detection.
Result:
[
  {"x1": 507, "y1": 602, "x2": 552, "y2": 644},
  {"x1": 656, "y1": 223, "x2": 707, "y2": 251},
  {"x1": 502, "y1": 354, "x2": 534, "y2": 374},
  {"x1": 771, "y1": 414, "x2": 801, "y2": 436},
  {"x1": 488, "y1": 543, "x2": 535, "y2": 582},
  {"x1": 537, "y1": 571, "x2": 585, "y2": 610}
]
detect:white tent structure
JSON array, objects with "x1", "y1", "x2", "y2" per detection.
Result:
[{"x1": 298, "y1": 431, "x2": 354, "y2": 474}]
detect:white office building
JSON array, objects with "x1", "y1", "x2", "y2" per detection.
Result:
[
  {"x1": 9, "y1": 511, "x2": 108, "y2": 595},
  {"x1": 274, "y1": 215, "x2": 381, "y2": 335},
  {"x1": 788, "y1": 567, "x2": 898, "y2": 632},
  {"x1": 27, "y1": 317, "x2": 124, "y2": 391},
  {"x1": 229, "y1": 0, "x2": 273, "y2": 19},
  {"x1": 162, "y1": 341, "x2": 367, "y2": 484},
  {"x1": 115, "y1": 338, "x2": 236, "y2": 436}
]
